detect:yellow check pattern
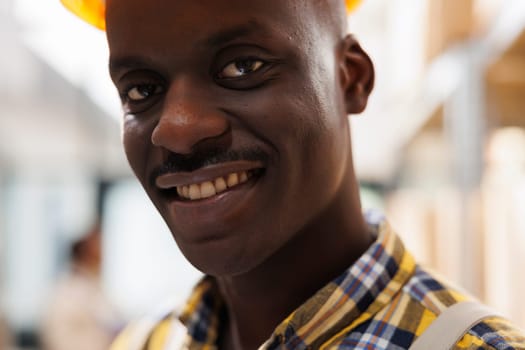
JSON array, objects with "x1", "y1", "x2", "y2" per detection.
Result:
[{"x1": 111, "y1": 212, "x2": 525, "y2": 349}]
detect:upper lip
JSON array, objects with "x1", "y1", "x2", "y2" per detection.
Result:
[{"x1": 155, "y1": 160, "x2": 265, "y2": 189}]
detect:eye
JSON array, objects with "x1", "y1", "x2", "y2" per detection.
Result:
[
  {"x1": 219, "y1": 59, "x2": 265, "y2": 79},
  {"x1": 125, "y1": 84, "x2": 164, "y2": 102}
]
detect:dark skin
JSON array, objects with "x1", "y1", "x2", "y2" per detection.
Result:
[{"x1": 106, "y1": 0, "x2": 375, "y2": 348}]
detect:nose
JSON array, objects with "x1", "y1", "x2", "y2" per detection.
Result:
[{"x1": 151, "y1": 77, "x2": 229, "y2": 155}]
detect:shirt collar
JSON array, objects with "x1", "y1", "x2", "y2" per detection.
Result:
[{"x1": 178, "y1": 212, "x2": 416, "y2": 349}]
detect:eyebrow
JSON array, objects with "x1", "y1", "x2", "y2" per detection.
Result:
[
  {"x1": 200, "y1": 21, "x2": 267, "y2": 48},
  {"x1": 109, "y1": 21, "x2": 271, "y2": 77},
  {"x1": 109, "y1": 56, "x2": 156, "y2": 78}
]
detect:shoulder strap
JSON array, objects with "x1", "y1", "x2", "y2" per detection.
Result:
[{"x1": 409, "y1": 301, "x2": 499, "y2": 350}]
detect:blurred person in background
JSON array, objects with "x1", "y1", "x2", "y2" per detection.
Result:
[
  {"x1": 59, "y1": 0, "x2": 525, "y2": 349},
  {"x1": 0, "y1": 317, "x2": 12, "y2": 350},
  {"x1": 40, "y1": 222, "x2": 122, "y2": 350}
]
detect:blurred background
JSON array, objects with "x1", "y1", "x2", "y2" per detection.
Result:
[{"x1": 1, "y1": 0, "x2": 524, "y2": 348}]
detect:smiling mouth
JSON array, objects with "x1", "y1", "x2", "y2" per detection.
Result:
[
  {"x1": 155, "y1": 161, "x2": 265, "y2": 202},
  {"x1": 174, "y1": 170, "x2": 260, "y2": 201}
]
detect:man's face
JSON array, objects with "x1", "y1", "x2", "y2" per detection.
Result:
[{"x1": 107, "y1": 0, "x2": 354, "y2": 276}]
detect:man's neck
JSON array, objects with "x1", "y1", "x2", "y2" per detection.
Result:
[{"x1": 216, "y1": 181, "x2": 373, "y2": 350}]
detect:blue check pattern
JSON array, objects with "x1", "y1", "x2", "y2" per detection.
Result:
[{"x1": 111, "y1": 212, "x2": 525, "y2": 349}]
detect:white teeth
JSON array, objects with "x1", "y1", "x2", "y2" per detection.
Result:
[
  {"x1": 189, "y1": 184, "x2": 201, "y2": 200},
  {"x1": 215, "y1": 177, "x2": 227, "y2": 192},
  {"x1": 200, "y1": 182, "x2": 216, "y2": 199},
  {"x1": 227, "y1": 173, "x2": 239, "y2": 187},
  {"x1": 175, "y1": 171, "x2": 252, "y2": 200}
]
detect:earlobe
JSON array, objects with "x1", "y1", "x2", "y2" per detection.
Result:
[{"x1": 339, "y1": 35, "x2": 375, "y2": 114}]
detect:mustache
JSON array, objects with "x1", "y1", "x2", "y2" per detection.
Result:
[{"x1": 151, "y1": 147, "x2": 269, "y2": 181}]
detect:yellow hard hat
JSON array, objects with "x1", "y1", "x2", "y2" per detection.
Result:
[{"x1": 60, "y1": 0, "x2": 362, "y2": 31}]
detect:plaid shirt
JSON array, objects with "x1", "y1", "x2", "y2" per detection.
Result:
[{"x1": 111, "y1": 213, "x2": 525, "y2": 349}]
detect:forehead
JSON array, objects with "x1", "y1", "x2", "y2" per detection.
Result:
[{"x1": 105, "y1": 0, "x2": 319, "y2": 49}]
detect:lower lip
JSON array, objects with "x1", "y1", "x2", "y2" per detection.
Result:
[
  {"x1": 158, "y1": 171, "x2": 264, "y2": 225},
  {"x1": 159, "y1": 174, "x2": 263, "y2": 242}
]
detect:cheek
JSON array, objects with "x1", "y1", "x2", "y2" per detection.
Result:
[
  {"x1": 122, "y1": 117, "x2": 154, "y2": 182},
  {"x1": 273, "y1": 81, "x2": 348, "y2": 211}
]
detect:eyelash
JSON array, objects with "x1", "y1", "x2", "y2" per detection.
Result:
[
  {"x1": 120, "y1": 84, "x2": 163, "y2": 103},
  {"x1": 216, "y1": 57, "x2": 267, "y2": 79},
  {"x1": 117, "y1": 56, "x2": 274, "y2": 110}
]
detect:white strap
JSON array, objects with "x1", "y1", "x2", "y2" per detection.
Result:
[{"x1": 409, "y1": 301, "x2": 499, "y2": 350}]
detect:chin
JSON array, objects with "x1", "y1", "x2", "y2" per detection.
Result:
[{"x1": 175, "y1": 234, "x2": 273, "y2": 278}]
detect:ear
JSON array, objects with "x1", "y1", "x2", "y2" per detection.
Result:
[{"x1": 339, "y1": 35, "x2": 375, "y2": 114}]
